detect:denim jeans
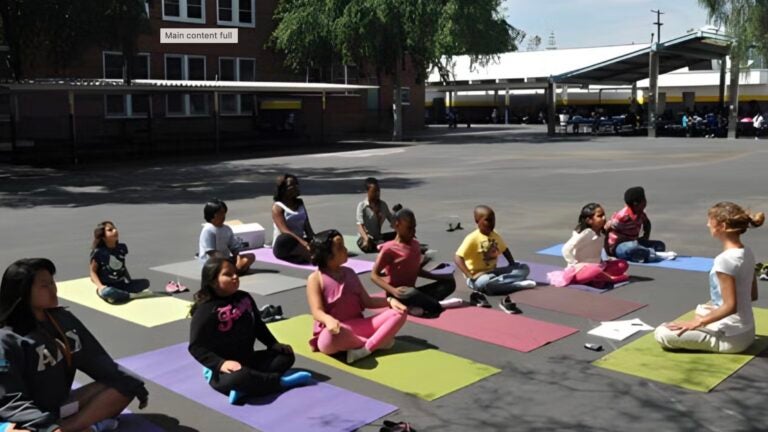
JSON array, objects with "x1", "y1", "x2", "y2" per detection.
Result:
[
  {"x1": 98, "y1": 279, "x2": 150, "y2": 304},
  {"x1": 467, "y1": 262, "x2": 530, "y2": 295},
  {"x1": 614, "y1": 239, "x2": 666, "y2": 263}
]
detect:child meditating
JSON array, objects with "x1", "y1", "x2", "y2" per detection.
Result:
[
  {"x1": 189, "y1": 256, "x2": 311, "y2": 405},
  {"x1": 90, "y1": 221, "x2": 151, "y2": 304},
  {"x1": 198, "y1": 199, "x2": 255, "y2": 275},
  {"x1": 455, "y1": 205, "x2": 535, "y2": 296},
  {"x1": 0, "y1": 258, "x2": 149, "y2": 432},
  {"x1": 548, "y1": 203, "x2": 629, "y2": 288},
  {"x1": 307, "y1": 230, "x2": 408, "y2": 364},
  {"x1": 605, "y1": 186, "x2": 677, "y2": 262},
  {"x1": 655, "y1": 202, "x2": 763, "y2": 353},
  {"x1": 371, "y1": 208, "x2": 458, "y2": 318},
  {"x1": 356, "y1": 177, "x2": 397, "y2": 253}
]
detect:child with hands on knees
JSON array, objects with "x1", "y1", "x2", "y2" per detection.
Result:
[{"x1": 307, "y1": 230, "x2": 408, "y2": 364}]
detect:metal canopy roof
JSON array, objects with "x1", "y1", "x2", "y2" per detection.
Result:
[
  {"x1": 0, "y1": 79, "x2": 377, "y2": 93},
  {"x1": 554, "y1": 31, "x2": 733, "y2": 85}
]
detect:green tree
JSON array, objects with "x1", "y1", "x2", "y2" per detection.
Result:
[
  {"x1": 0, "y1": 0, "x2": 148, "y2": 81},
  {"x1": 271, "y1": 0, "x2": 521, "y2": 140},
  {"x1": 698, "y1": 0, "x2": 766, "y2": 137}
]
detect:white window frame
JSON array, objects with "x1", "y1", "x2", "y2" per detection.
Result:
[
  {"x1": 165, "y1": 54, "x2": 209, "y2": 117},
  {"x1": 218, "y1": 57, "x2": 255, "y2": 116},
  {"x1": 216, "y1": 0, "x2": 255, "y2": 28},
  {"x1": 102, "y1": 51, "x2": 151, "y2": 118},
  {"x1": 162, "y1": 0, "x2": 206, "y2": 24}
]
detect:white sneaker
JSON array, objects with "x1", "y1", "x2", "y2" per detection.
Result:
[
  {"x1": 439, "y1": 297, "x2": 464, "y2": 308},
  {"x1": 346, "y1": 347, "x2": 371, "y2": 364},
  {"x1": 656, "y1": 251, "x2": 678, "y2": 260},
  {"x1": 511, "y1": 280, "x2": 537, "y2": 289}
]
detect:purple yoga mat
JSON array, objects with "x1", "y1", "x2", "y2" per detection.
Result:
[
  {"x1": 117, "y1": 343, "x2": 396, "y2": 432},
  {"x1": 506, "y1": 285, "x2": 646, "y2": 321},
  {"x1": 250, "y1": 247, "x2": 374, "y2": 274},
  {"x1": 72, "y1": 381, "x2": 165, "y2": 432},
  {"x1": 523, "y1": 261, "x2": 613, "y2": 293}
]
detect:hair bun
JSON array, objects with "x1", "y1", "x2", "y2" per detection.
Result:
[{"x1": 750, "y1": 211, "x2": 765, "y2": 228}]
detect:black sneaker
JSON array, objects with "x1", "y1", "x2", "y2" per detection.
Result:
[
  {"x1": 499, "y1": 296, "x2": 522, "y2": 314},
  {"x1": 469, "y1": 292, "x2": 491, "y2": 308}
]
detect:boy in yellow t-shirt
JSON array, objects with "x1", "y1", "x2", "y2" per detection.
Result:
[{"x1": 454, "y1": 205, "x2": 535, "y2": 295}]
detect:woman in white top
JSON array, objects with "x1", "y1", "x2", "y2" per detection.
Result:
[
  {"x1": 655, "y1": 202, "x2": 764, "y2": 353},
  {"x1": 271, "y1": 174, "x2": 315, "y2": 264},
  {"x1": 547, "y1": 203, "x2": 629, "y2": 288}
]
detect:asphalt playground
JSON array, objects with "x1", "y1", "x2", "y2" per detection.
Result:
[{"x1": 1, "y1": 124, "x2": 767, "y2": 431}]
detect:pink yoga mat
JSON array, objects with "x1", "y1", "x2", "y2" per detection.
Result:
[
  {"x1": 411, "y1": 307, "x2": 578, "y2": 352},
  {"x1": 373, "y1": 294, "x2": 577, "y2": 352},
  {"x1": 507, "y1": 286, "x2": 646, "y2": 321},
  {"x1": 249, "y1": 248, "x2": 374, "y2": 274}
]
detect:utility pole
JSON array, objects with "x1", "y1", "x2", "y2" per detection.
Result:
[{"x1": 651, "y1": 9, "x2": 664, "y2": 43}]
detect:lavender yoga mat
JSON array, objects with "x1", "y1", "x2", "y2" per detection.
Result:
[
  {"x1": 250, "y1": 248, "x2": 374, "y2": 274},
  {"x1": 523, "y1": 261, "x2": 612, "y2": 294},
  {"x1": 72, "y1": 381, "x2": 165, "y2": 432},
  {"x1": 117, "y1": 343, "x2": 396, "y2": 432},
  {"x1": 507, "y1": 286, "x2": 646, "y2": 321}
]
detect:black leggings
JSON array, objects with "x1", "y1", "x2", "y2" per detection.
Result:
[
  {"x1": 390, "y1": 279, "x2": 456, "y2": 317},
  {"x1": 273, "y1": 233, "x2": 311, "y2": 264},
  {"x1": 210, "y1": 350, "x2": 294, "y2": 397}
]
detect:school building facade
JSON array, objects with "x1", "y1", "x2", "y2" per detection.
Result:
[{"x1": 0, "y1": 0, "x2": 425, "y2": 161}]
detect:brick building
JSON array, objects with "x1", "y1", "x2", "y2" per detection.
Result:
[{"x1": 1, "y1": 0, "x2": 425, "y2": 160}]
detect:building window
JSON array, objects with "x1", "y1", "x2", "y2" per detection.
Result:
[
  {"x1": 165, "y1": 54, "x2": 209, "y2": 116},
  {"x1": 217, "y1": 0, "x2": 254, "y2": 27},
  {"x1": 103, "y1": 52, "x2": 150, "y2": 118},
  {"x1": 218, "y1": 57, "x2": 255, "y2": 115},
  {"x1": 163, "y1": 0, "x2": 205, "y2": 23}
]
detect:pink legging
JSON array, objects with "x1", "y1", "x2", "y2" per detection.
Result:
[
  {"x1": 571, "y1": 260, "x2": 629, "y2": 287},
  {"x1": 317, "y1": 309, "x2": 407, "y2": 355}
]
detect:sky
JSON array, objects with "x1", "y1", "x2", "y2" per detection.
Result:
[{"x1": 503, "y1": 0, "x2": 713, "y2": 49}]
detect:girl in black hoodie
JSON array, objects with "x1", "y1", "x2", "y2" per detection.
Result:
[
  {"x1": 0, "y1": 258, "x2": 148, "y2": 432},
  {"x1": 189, "y1": 256, "x2": 311, "y2": 404}
]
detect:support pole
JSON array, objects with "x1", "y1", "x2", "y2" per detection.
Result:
[
  {"x1": 546, "y1": 80, "x2": 556, "y2": 136},
  {"x1": 728, "y1": 60, "x2": 739, "y2": 139},
  {"x1": 718, "y1": 56, "x2": 727, "y2": 111},
  {"x1": 647, "y1": 42, "x2": 660, "y2": 138},
  {"x1": 68, "y1": 91, "x2": 78, "y2": 164},
  {"x1": 505, "y1": 87, "x2": 510, "y2": 124},
  {"x1": 213, "y1": 91, "x2": 220, "y2": 154},
  {"x1": 321, "y1": 90, "x2": 326, "y2": 144},
  {"x1": 9, "y1": 92, "x2": 17, "y2": 163},
  {"x1": 146, "y1": 95, "x2": 153, "y2": 155}
]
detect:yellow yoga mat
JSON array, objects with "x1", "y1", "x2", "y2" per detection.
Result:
[
  {"x1": 57, "y1": 278, "x2": 191, "y2": 328},
  {"x1": 269, "y1": 314, "x2": 500, "y2": 401},
  {"x1": 594, "y1": 308, "x2": 768, "y2": 392}
]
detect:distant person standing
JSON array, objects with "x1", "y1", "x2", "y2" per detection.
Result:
[
  {"x1": 491, "y1": 108, "x2": 498, "y2": 124},
  {"x1": 753, "y1": 112, "x2": 764, "y2": 140}
]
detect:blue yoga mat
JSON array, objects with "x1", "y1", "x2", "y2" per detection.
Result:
[{"x1": 537, "y1": 243, "x2": 714, "y2": 272}]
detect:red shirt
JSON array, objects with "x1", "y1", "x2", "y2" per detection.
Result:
[
  {"x1": 607, "y1": 206, "x2": 648, "y2": 254},
  {"x1": 378, "y1": 238, "x2": 422, "y2": 287}
]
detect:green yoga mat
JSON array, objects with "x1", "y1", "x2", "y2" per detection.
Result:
[
  {"x1": 342, "y1": 234, "x2": 368, "y2": 256},
  {"x1": 57, "y1": 278, "x2": 191, "y2": 328},
  {"x1": 269, "y1": 315, "x2": 500, "y2": 401},
  {"x1": 594, "y1": 308, "x2": 768, "y2": 392}
]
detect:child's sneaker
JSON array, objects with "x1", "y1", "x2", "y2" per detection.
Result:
[
  {"x1": 469, "y1": 292, "x2": 491, "y2": 308},
  {"x1": 656, "y1": 251, "x2": 678, "y2": 260},
  {"x1": 438, "y1": 297, "x2": 464, "y2": 309},
  {"x1": 510, "y1": 280, "x2": 537, "y2": 289},
  {"x1": 499, "y1": 296, "x2": 522, "y2": 314},
  {"x1": 202, "y1": 367, "x2": 213, "y2": 383}
]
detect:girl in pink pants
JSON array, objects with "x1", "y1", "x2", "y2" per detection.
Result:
[
  {"x1": 307, "y1": 229, "x2": 408, "y2": 364},
  {"x1": 548, "y1": 203, "x2": 629, "y2": 289}
]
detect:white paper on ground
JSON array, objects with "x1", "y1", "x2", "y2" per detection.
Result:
[{"x1": 588, "y1": 318, "x2": 655, "y2": 341}]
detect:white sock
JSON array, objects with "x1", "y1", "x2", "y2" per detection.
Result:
[
  {"x1": 439, "y1": 297, "x2": 464, "y2": 308},
  {"x1": 511, "y1": 280, "x2": 537, "y2": 289},
  {"x1": 346, "y1": 346, "x2": 372, "y2": 364}
]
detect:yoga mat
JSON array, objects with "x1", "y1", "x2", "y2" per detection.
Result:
[
  {"x1": 250, "y1": 248, "x2": 375, "y2": 274},
  {"x1": 73, "y1": 381, "x2": 165, "y2": 431},
  {"x1": 117, "y1": 343, "x2": 396, "y2": 432},
  {"x1": 151, "y1": 260, "x2": 306, "y2": 296},
  {"x1": 537, "y1": 243, "x2": 714, "y2": 272},
  {"x1": 507, "y1": 286, "x2": 647, "y2": 321},
  {"x1": 370, "y1": 293, "x2": 578, "y2": 351},
  {"x1": 521, "y1": 261, "x2": 609, "y2": 294},
  {"x1": 269, "y1": 315, "x2": 500, "y2": 401},
  {"x1": 594, "y1": 308, "x2": 768, "y2": 392},
  {"x1": 56, "y1": 278, "x2": 190, "y2": 328}
]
